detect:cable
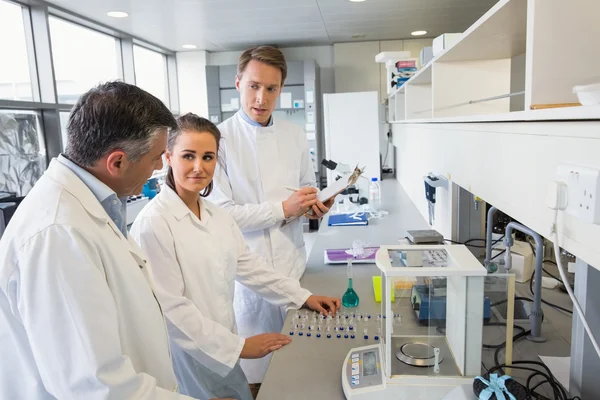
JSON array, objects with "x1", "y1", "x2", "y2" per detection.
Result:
[
  {"x1": 481, "y1": 361, "x2": 489, "y2": 373},
  {"x1": 529, "y1": 272, "x2": 573, "y2": 314},
  {"x1": 551, "y1": 209, "x2": 600, "y2": 360},
  {"x1": 382, "y1": 132, "x2": 391, "y2": 168},
  {"x1": 444, "y1": 235, "x2": 505, "y2": 249},
  {"x1": 491, "y1": 249, "x2": 505, "y2": 260},
  {"x1": 542, "y1": 267, "x2": 562, "y2": 283},
  {"x1": 519, "y1": 237, "x2": 574, "y2": 314},
  {"x1": 489, "y1": 363, "x2": 569, "y2": 400}
]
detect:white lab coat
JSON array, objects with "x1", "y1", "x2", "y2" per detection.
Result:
[
  {"x1": 130, "y1": 185, "x2": 311, "y2": 399},
  {"x1": 209, "y1": 111, "x2": 317, "y2": 383},
  {"x1": 0, "y1": 159, "x2": 193, "y2": 400}
]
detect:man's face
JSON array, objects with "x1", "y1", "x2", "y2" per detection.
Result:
[
  {"x1": 236, "y1": 59, "x2": 283, "y2": 126},
  {"x1": 121, "y1": 128, "x2": 167, "y2": 196}
]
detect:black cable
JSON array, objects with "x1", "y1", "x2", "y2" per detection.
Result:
[
  {"x1": 529, "y1": 274, "x2": 573, "y2": 314},
  {"x1": 444, "y1": 236, "x2": 505, "y2": 249},
  {"x1": 519, "y1": 238, "x2": 574, "y2": 314},
  {"x1": 542, "y1": 267, "x2": 562, "y2": 283},
  {"x1": 382, "y1": 133, "x2": 391, "y2": 168},
  {"x1": 491, "y1": 249, "x2": 505, "y2": 260},
  {"x1": 482, "y1": 322, "x2": 526, "y2": 349},
  {"x1": 481, "y1": 361, "x2": 489, "y2": 373},
  {"x1": 489, "y1": 363, "x2": 568, "y2": 400}
]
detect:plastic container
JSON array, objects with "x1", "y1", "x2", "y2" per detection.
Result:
[
  {"x1": 573, "y1": 83, "x2": 600, "y2": 106},
  {"x1": 369, "y1": 177, "x2": 381, "y2": 211}
]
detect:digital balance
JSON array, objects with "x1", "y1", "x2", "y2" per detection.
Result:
[{"x1": 342, "y1": 245, "x2": 488, "y2": 400}]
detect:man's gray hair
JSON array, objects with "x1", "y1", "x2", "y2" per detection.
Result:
[{"x1": 65, "y1": 81, "x2": 177, "y2": 167}]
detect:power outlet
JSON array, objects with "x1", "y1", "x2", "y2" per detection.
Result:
[{"x1": 556, "y1": 164, "x2": 600, "y2": 224}]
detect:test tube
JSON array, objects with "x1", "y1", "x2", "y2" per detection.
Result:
[
  {"x1": 395, "y1": 314, "x2": 402, "y2": 325},
  {"x1": 374, "y1": 327, "x2": 381, "y2": 341},
  {"x1": 363, "y1": 327, "x2": 368, "y2": 340}
]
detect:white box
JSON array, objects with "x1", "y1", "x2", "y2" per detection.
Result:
[
  {"x1": 491, "y1": 240, "x2": 534, "y2": 283},
  {"x1": 432, "y1": 33, "x2": 462, "y2": 56},
  {"x1": 420, "y1": 46, "x2": 434, "y2": 66}
]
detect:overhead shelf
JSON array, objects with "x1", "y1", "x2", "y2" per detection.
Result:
[
  {"x1": 437, "y1": 0, "x2": 527, "y2": 63},
  {"x1": 392, "y1": 105, "x2": 600, "y2": 124},
  {"x1": 407, "y1": 62, "x2": 432, "y2": 85},
  {"x1": 388, "y1": 0, "x2": 600, "y2": 123}
]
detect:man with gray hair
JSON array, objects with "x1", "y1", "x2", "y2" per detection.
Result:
[{"x1": 0, "y1": 82, "x2": 199, "y2": 399}]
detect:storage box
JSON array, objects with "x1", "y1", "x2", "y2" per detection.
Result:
[
  {"x1": 491, "y1": 240, "x2": 533, "y2": 283},
  {"x1": 420, "y1": 46, "x2": 434, "y2": 66},
  {"x1": 432, "y1": 33, "x2": 462, "y2": 56}
]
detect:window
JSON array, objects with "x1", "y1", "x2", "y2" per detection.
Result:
[
  {"x1": 59, "y1": 111, "x2": 70, "y2": 151},
  {"x1": 49, "y1": 16, "x2": 121, "y2": 104},
  {"x1": 0, "y1": 110, "x2": 46, "y2": 196},
  {"x1": 0, "y1": 0, "x2": 33, "y2": 101},
  {"x1": 133, "y1": 45, "x2": 169, "y2": 106}
]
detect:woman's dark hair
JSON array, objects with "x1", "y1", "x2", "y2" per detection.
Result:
[{"x1": 165, "y1": 113, "x2": 221, "y2": 197}]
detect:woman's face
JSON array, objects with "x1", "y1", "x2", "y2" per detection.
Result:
[{"x1": 166, "y1": 130, "x2": 218, "y2": 195}]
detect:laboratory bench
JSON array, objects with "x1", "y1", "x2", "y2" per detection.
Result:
[{"x1": 258, "y1": 179, "x2": 431, "y2": 400}]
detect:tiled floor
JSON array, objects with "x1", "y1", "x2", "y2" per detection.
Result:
[{"x1": 303, "y1": 231, "x2": 575, "y2": 398}]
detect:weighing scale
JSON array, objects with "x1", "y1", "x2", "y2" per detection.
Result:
[{"x1": 342, "y1": 245, "x2": 488, "y2": 400}]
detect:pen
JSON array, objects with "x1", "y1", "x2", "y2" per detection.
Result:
[{"x1": 285, "y1": 186, "x2": 300, "y2": 192}]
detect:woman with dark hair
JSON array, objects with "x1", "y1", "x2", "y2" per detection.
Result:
[{"x1": 130, "y1": 113, "x2": 340, "y2": 400}]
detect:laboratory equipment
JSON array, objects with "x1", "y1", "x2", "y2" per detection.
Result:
[
  {"x1": 406, "y1": 229, "x2": 444, "y2": 244},
  {"x1": 142, "y1": 178, "x2": 160, "y2": 199},
  {"x1": 342, "y1": 244, "x2": 488, "y2": 400},
  {"x1": 410, "y1": 284, "x2": 491, "y2": 324},
  {"x1": 368, "y1": 178, "x2": 381, "y2": 211},
  {"x1": 423, "y1": 174, "x2": 448, "y2": 226},
  {"x1": 342, "y1": 259, "x2": 360, "y2": 308},
  {"x1": 424, "y1": 177, "x2": 437, "y2": 225}
]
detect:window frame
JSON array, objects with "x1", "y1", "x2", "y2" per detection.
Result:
[{"x1": 0, "y1": 0, "x2": 179, "y2": 165}]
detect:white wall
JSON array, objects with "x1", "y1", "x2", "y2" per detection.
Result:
[
  {"x1": 176, "y1": 51, "x2": 209, "y2": 117},
  {"x1": 393, "y1": 121, "x2": 600, "y2": 269}
]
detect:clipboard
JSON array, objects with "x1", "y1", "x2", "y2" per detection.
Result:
[
  {"x1": 282, "y1": 165, "x2": 364, "y2": 225},
  {"x1": 318, "y1": 165, "x2": 364, "y2": 203}
]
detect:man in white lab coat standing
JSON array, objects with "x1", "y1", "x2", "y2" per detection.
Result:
[
  {"x1": 0, "y1": 82, "x2": 199, "y2": 399},
  {"x1": 209, "y1": 46, "x2": 334, "y2": 386}
]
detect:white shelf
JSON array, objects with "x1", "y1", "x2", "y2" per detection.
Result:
[
  {"x1": 407, "y1": 62, "x2": 432, "y2": 85},
  {"x1": 391, "y1": 105, "x2": 600, "y2": 124},
  {"x1": 436, "y1": 0, "x2": 527, "y2": 63}
]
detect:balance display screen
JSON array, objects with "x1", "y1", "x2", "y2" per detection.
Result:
[{"x1": 363, "y1": 351, "x2": 378, "y2": 376}]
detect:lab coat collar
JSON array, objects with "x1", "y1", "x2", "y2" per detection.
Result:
[
  {"x1": 234, "y1": 110, "x2": 277, "y2": 132},
  {"x1": 239, "y1": 108, "x2": 273, "y2": 127},
  {"x1": 161, "y1": 184, "x2": 212, "y2": 224},
  {"x1": 44, "y1": 158, "x2": 112, "y2": 223}
]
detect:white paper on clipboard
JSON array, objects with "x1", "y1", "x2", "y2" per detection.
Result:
[{"x1": 318, "y1": 178, "x2": 349, "y2": 203}]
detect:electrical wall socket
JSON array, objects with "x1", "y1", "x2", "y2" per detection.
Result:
[{"x1": 556, "y1": 164, "x2": 600, "y2": 224}]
